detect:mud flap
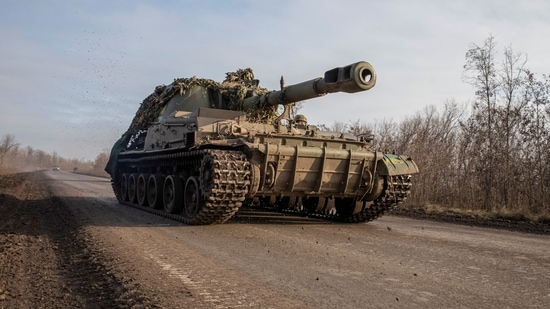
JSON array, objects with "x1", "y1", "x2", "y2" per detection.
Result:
[
  {"x1": 377, "y1": 154, "x2": 419, "y2": 176},
  {"x1": 104, "y1": 133, "x2": 131, "y2": 177}
]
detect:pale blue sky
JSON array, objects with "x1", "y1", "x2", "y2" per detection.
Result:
[{"x1": 1, "y1": 0, "x2": 549, "y2": 160}]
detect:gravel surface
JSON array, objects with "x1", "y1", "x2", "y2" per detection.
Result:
[{"x1": 1, "y1": 170, "x2": 550, "y2": 308}]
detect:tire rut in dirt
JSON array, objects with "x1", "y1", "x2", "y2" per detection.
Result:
[
  {"x1": 50, "y1": 195, "x2": 154, "y2": 308},
  {"x1": 0, "y1": 172, "x2": 157, "y2": 308}
]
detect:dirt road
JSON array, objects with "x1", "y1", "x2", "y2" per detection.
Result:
[{"x1": 1, "y1": 170, "x2": 550, "y2": 308}]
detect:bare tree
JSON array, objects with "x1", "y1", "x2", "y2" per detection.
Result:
[
  {"x1": 394, "y1": 103, "x2": 465, "y2": 206},
  {"x1": 0, "y1": 134, "x2": 19, "y2": 168},
  {"x1": 347, "y1": 119, "x2": 373, "y2": 136},
  {"x1": 459, "y1": 36, "x2": 550, "y2": 214},
  {"x1": 370, "y1": 119, "x2": 399, "y2": 151},
  {"x1": 463, "y1": 36, "x2": 499, "y2": 211},
  {"x1": 492, "y1": 46, "x2": 528, "y2": 209},
  {"x1": 519, "y1": 71, "x2": 550, "y2": 213},
  {"x1": 91, "y1": 150, "x2": 110, "y2": 177}
]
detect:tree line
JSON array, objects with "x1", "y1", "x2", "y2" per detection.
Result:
[
  {"x1": 2, "y1": 36, "x2": 548, "y2": 217},
  {"x1": 0, "y1": 133, "x2": 109, "y2": 177},
  {"x1": 323, "y1": 36, "x2": 549, "y2": 217}
]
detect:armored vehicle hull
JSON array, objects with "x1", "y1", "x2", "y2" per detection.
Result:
[{"x1": 106, "y1": 61, "x2": 419, "y2": 224}]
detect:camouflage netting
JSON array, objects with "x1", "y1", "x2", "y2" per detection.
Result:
[{"x1": 126, "y1": 68, "x2": 276, "y2": 135}]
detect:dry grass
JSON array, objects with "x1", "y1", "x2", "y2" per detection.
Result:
[
  {"x1": 0, "y1": 167, "x2": 20, "y2": 175},
  {"x1": 403, "y1": 203, "x2": 550, "y2": 224}
]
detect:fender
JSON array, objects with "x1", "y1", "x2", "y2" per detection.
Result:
[{"x1": 377, "y1": 153, "x2": 419, "y2": 176}]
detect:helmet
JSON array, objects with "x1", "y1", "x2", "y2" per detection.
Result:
[{"x1": 295, "y1": 114, "x2": 307, "y2": 123}]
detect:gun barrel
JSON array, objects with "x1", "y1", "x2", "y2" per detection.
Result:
[{"x1": 243, "y1": 61, "x2": 376, "y2": 108}]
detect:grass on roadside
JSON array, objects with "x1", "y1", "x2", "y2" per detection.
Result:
[{"x1": 400, "y1": 203, "x2": 550, "y2": 224}]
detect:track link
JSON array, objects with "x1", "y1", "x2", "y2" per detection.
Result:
[
  {"x1": 112, "y1": 148, "x2": 411, "y2": 225},
  {"x1": 270, "y1": 175, "x2": 412, "y2": 223},
  {"x1": 341, "y1": 175, "x2": 412, "y2": 223},
  {"x1": 112, "y1": 149, "x2": 251, "y2": 225}
]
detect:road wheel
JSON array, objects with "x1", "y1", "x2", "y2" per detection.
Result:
[
  {"x1": 183, "y1": 176, "x2": 204, "y2": 221},
  {"x1": 120, "y1": 173, "x2": 128, "y2": 201},
  {"x1": 163, "y1": 175, "x2": 183, "y2": 214},
  {"x1": 127, "y1": 173, "x2": 137, "y2": 203},
  {"x1": 136, "y1": 173, "x2": 149, "y2": 206},
  {"x1": 147, "y1": 174, "x2": 164, "y2": 209}
]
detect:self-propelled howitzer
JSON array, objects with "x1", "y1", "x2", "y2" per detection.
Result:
[{"x1": 105, "y1": 61, "x2": 419, "y2": 225}]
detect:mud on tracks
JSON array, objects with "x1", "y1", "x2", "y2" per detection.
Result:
[{"x1": 0, "y1": 171, "x2": 157, "y2": 309}]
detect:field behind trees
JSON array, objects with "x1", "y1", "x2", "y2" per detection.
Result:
[{"x1": 2, "y1": 36, "x2": 549, "y2": 222}]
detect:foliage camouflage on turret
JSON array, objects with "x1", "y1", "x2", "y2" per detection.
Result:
[{"x1": 126, "y1": 68, "x2": 275, "y2": 135}]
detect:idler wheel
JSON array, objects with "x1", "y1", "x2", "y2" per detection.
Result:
[
  {"x1": 147, "y1": 174, "x2": 164, "y2": 209},
  {"x1": 136, "y1": 173, "x2": 149, "y2": 206},
  {"x1": 163, "y1": 175, "x2": 183, "y2": 214},
  {"x1": 183, "y1": 176, "x2": 203, "y2": 220},
  {"x1": 127, "y1": 173, "x2": 138, "y2": 203}
]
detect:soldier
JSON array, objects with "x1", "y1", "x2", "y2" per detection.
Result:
[{"x1": 294, "y1": 114, "x2": 308, "y2": 126}]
